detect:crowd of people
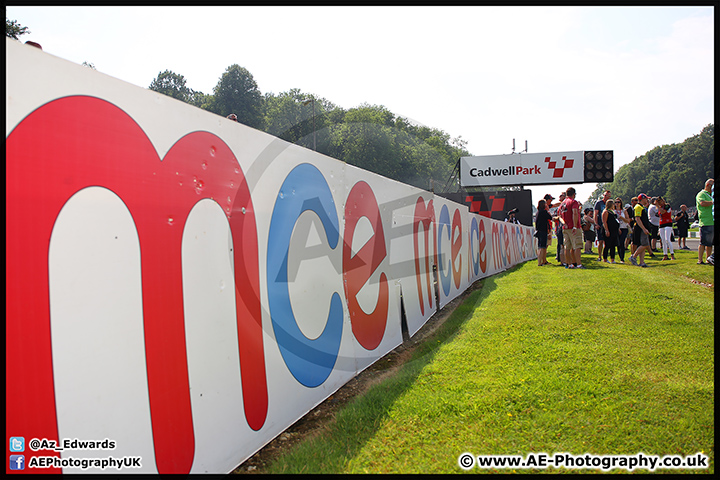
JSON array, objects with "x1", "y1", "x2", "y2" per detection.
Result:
[{"x1": 534, "y1": 178, "x2": 714, "y2": 268}]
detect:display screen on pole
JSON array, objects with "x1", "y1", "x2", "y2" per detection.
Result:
[{"x1": 460, "y1": 151, "x2": 585, "y2": 187}]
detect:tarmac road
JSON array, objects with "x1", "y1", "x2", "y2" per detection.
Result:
[{"x1": 682, "y1": 237, "x2": 702, "y2": 251}]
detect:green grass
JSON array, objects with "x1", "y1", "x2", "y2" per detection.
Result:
[{"x1": 258, "y1": 246, "x2": 714, "y2": 474}]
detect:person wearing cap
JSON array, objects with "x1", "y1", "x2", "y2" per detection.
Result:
[
  {"x1": 227, "y1": 113, "x2": 239, "y2": 122},
  {"x1": 629, "y1": 194, "x2": 651, "y2": 267},
  {"x1": 505, "y1": 209, "x2": 520, "y2": 224}
]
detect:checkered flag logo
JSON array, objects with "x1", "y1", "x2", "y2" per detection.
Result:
[{"x1": 544, "y1": 155, "x2": 574, "y2": 178}]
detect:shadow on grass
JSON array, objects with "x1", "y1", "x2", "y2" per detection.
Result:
[{"x1": 266, "y1": 268, "x2": 511, "y2": 473}]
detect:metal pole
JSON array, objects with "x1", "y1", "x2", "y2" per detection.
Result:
[
  {"x1": 302, "y1": 98, "x2": 317, "y2": 151},
  {"x1": 312, "y1": 99, "x2": 316, "y2": 151}
]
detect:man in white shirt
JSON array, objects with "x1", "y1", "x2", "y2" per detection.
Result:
[{"x1": 647, "y1": 197, "x2": 661, "y2": 256}]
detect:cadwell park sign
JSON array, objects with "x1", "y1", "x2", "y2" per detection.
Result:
[{"x1": 460, "y1": 151, "x2": 614, "y2": 187}]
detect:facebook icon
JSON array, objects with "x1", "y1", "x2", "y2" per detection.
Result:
[{"x1": 9, "y1": 454, "x2": 25, "y2": 470}]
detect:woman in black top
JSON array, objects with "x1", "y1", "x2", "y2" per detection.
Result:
[
  {"x1": 674, "y1": 205, "x2": 690, "y2": 250},
  {"x1": 535, "y1": 199, "x2": 553, "y2": 266},
  {"x1": 602, "y1": 199, "x2": 620, "y2": 263},
  {"x1": 625, "y1": 200, "x2": 636, "y2": 252}
]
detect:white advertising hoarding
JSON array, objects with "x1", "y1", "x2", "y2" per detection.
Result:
[
  {"x1": 460, "y1": 151, "x2": 585, "y2": 187},
  {"x1": 6, "y1": 38, "x2": 537, "y2": 474}
]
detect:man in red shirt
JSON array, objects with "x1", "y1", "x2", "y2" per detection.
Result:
[{"x1": 561, "y1": 187, "x2": 585, "y2": 269}]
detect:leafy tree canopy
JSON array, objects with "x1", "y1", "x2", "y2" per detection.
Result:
[
  {"x1": 589, "y1": 124, "x2": 714, "y2": 208},
  {"x1": 263, "y1": 89, "x2": 336, "y2": 149},
  {"x1": 321, "y1": 104, "x2": 469, "y2": 190},
  {"x1": 149, "y1": 70, "x2": 194, "y2": 103},
  {"x1": 6, "y1": 18, "x2": 29, "y2": 40},
  {"x1": 14, "y1": 16, "x2": 710, "y2": 196},
  {"x1": 139, "y1": 65, "x2": 470, "y2": 189},
  {"x1": 209, "y1": 64, "x2": 264, "y2": 130}
]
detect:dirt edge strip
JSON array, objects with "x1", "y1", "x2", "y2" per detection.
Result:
[{"x1": 233, "y1": 280, "x2": 485, "y2": 474}]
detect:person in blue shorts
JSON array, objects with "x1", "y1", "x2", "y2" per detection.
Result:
[{"x1": 709, "y1": 183, "x2": 714, "y2": 265}]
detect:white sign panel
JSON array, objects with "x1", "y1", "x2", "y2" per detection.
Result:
[
  {"x1": 6, "y1": 38, "x2": 537, "y2": 474},
  {"x1": 460, "y1": 151, "x2": 585, "y2": 187}
]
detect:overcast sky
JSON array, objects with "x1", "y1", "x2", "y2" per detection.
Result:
[{"x1": 7, "y1": 6, "x2": 714, "y2": 206}]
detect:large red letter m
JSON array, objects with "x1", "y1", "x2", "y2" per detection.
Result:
[
  {"x1": 6, "y1": 97, "x2": 267, "y2": 473},
  {"x1": 413, "y1": 197, "x2": 436, "y2": 316}
]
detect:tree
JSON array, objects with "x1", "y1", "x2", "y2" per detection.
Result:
[
  {"x1": 6, "y1": 18, "x2": 29, "y2": 40},
  {"x1": 263, "y1": 89, "x2": 334, "y2": 149},
  {"x1": 588, "y1": 183, "x2": 609, "y2": 205},
  {"x1": 147, "y1": 70, "x2": 214, "y2": 110},
  {"x1": 597, "y1": 124, "x2": 713, "y2": 207},
  {"x1": 209, "y1": 64, "x2": 264, "y2": 130},
  {"x1": 188, "y1": 91, "x2": 213, "y2": 110},
  {"x1": 149, "y1": 70, "x2": 194, "y2": 103},
  {"x1": 320, "y1": 104, "x2": 462, "y2": 190}
]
